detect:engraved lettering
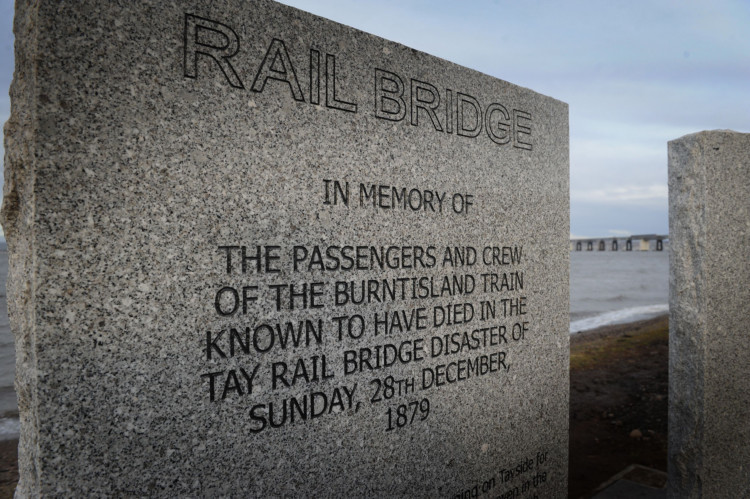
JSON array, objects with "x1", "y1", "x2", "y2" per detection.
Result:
[
  {"x1": 184, "y1": 14, "x2": 244, "y2": 88},
  {"x1": 374, "y1": 69, "x2": 406, "y2": 121},
  {"x1": 310, "y1": 49, "x2": 321, "y2": 105},
  {"x1": 410, "y1": 79, "x2": 443, "y2": 131},
  {"x1": 456, "y1": 92, "x2": 482, "y2": 137},
  {"x1": 326, "y1": 53, "x2": 357, "y2": 112},
  {"x1": 513, "y1": 109, "x2": 532, "y2": 150},
  {"x1": 445, "y1": 88, "x2": 454, "y2": 134},
  {"x1": 485, "y1": 103, "x2": 511, "y2": 145},
  {"x1": 248, "y1": 383, "x2": 358, "y2": 433},
  {"x1": 251, "y1": 38, "x2": 304, "y2": 101}
]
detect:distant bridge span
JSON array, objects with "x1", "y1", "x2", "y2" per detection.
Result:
[{"x1": 570, "y1": 234, "x2": 669, "y2": 252}]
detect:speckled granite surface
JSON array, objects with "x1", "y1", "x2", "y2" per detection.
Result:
[
  {"x1": 1, "y1": 1, "x2": 569, "y2": 496},
  {"x1": 668, "y1": 131, "x2": 750, "y2": 499}
]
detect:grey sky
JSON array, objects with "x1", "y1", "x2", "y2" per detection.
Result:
[{"x1": 1, "y1": 1, "x2": 748, "y2": 237}]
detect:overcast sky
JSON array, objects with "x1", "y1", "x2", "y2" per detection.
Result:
[{"x1": 0, "y1": 1, "x2": 748, "y2": 238}]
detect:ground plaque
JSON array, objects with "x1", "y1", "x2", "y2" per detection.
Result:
[{"x1": 2, "y1": 1, "x2": 569, "y2": 496}]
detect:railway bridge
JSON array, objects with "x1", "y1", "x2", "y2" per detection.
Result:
[{"x1": 570, "y1": 234, "x2": 668, "y2": 252}]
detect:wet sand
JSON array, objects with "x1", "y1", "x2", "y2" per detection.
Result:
[{"x1": 569, "y1": 314, "x2": 669, "y2": 498}]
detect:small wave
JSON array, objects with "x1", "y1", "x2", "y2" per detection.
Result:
[
  {"x1": 570, "y1": 304, "x2": 668, "y2": 333},
  {"x1": 0, "y1": 417, "x2": 19, "y2": 440},
  {"x1": 604, "y1": 294, "x2": 628, "y2": 303}
]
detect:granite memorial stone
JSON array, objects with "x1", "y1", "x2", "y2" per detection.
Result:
[
  {"x1": 668, "y1": 130, "x2": 750, "y2": 498},
  {"x1": 2, "y1": 0, "x2": 570, "y2": 496}
]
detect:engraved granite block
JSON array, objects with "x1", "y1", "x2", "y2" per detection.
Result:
[
  {"x1": 668, "y1": 130, "x2": 750, "y2": 498},
  {"x1": 2, "y1": 1, "x2": 569, "y2": 495}
]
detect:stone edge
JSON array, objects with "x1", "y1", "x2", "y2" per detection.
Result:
[{"x1": 0, "y1": 1, "x2": 41, "y2": 497}]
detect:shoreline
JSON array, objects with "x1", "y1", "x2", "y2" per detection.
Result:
[
  {"x1": 570, "y1": 312, "x2": 668, "y2": 344},
  {"x1": 570, "y1": 307, "x2": 669, "y2": 335}
]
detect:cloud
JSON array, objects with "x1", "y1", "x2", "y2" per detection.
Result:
[
  {"x1": 571, "y1": 202, "x2": 667, "y2": 237},
  {"x1": 607, "y1": 229, "x2": 633, "y2": 237},
  {"x1": 572, "y1": 184, "x2": 667, "y2": 205}
]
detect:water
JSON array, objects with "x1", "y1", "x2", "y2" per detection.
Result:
[
  {"x1": 570, "y1": 250, "x2": 669, "y2": 333},
  {"x1": 0, "y1": 248, "x2": 18, "y2": 440},
  {"x1": 0, "y1": 247, "x2": 669, "y2": 439}
]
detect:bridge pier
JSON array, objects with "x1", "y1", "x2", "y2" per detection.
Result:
[{"x1": 570, "y1": 235, "x2": 668, "y2": 252}]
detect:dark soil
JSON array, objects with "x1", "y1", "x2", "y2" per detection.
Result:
[
  {"x1": 569, "y1": 314, "x2": 669, "y2": 498},
  {"x1": 0, "y1": 438, "x2": 17, "y2": 499}
]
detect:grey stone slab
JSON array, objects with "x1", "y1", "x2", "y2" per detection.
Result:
[
  {"x1": 668, "y1": 130, "x2": 750, "y2": 498},
  {"x1": 2, "y1": 1, "x2": 569, "y2": 496}
]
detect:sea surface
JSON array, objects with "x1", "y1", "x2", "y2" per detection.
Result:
[
  {"x1": 0, "y1": 249, "x2": 19, "y2": 440},
  {"x1": 0, "y1": 247, "x2": 669, "y2": 440},
  {"x1": 570, "y1": 249, "x2": 669, "y2": 333}
]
